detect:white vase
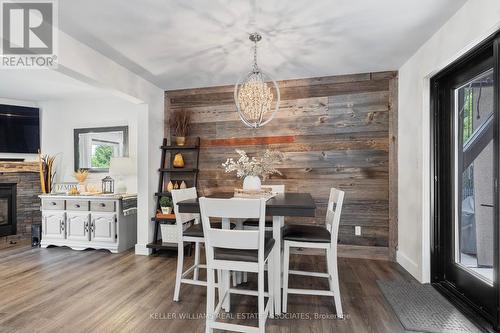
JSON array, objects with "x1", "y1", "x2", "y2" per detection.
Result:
[
  {"x1": 243, "y1": 176, "x2": 261, "y2": 191},
  {"x1": 161, "y1": 207, "x2": 172, "y2": 214}
]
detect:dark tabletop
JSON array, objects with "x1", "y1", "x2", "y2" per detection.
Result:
[{"x1": 177, "y1": 192, "x2": 316, "y2": 217}]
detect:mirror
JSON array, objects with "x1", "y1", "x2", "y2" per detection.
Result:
[{"x1": 74, "y1": 126, "x2": 129, "y2": 172}]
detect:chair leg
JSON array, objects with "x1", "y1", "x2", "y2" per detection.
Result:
[
  {"x1": 267, "y1": 258, "x2": 274, "y2": 318},
  {"x1": 205, "y1": 268, "x2": 215, "y2": 333},
  {"x1": 173, "y1": 241, "x2": 184, "y2": 302},
  {"x1": 223, "y1": 270, "x2": 231, "y2": 311},
  {"x1": 232, "y1": 271, "x2": 237, "y2": 287},
  {"x1": 282, "y1": 242, "x2": 290, "y2": 313},
  {"x1": 217, "y1": 269, "x2": 223, "y2": 305},
  {"x1": 194, "y1": 242, "x2": 201, "y2": 281},
  {"x1": 258, "y1": 265, "x2": 266, "y2": 333},
  {"x1": 326, "y1": 248, "x2": 333, "y2": 292},
  {"x1": 327, "y1": 247, "x2": 343, "y2": 318}
]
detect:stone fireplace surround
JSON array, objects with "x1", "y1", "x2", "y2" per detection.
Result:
[{"x1": 0, "y1": 162, "x2": 41, "y2": 248}]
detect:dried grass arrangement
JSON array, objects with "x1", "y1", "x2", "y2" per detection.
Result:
[
  {"x1": 170, "y1": 110, "x2": 191, "y2": 145},
  {"x1": 38, "y1": 151, "x2": 57, "y2": 194},
  {"x1": 74, "y1": 169, "x2": 89, "y2": 183}
]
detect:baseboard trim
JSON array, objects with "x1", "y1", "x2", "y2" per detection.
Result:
[
  {"x1": 291, "y1": 245, "x2": 390, "y2": 261},
  {"x1": 135, "y1": 243, "x2": 151, "y2": 256},
  {"x1": 397, "y1": 250, "x2": 420, "y2": 280}
]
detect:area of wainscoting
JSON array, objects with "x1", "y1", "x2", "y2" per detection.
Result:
[
  {"x1": 0, "y1": 161, "x2": 41, "y2": 248},
  {"x1": 165, "y1": 71, "x2": 398, "y2": 261}
]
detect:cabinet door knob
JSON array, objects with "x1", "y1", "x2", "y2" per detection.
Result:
[
  {"x1": 51, "y1": 202, "x2": 56, "y2": 206},
  {"x1": 99, "y1": 203, "x2": 106, "y2": 207},
  {"x1": 75, "y1": 204, "x2": 80, "y2": 208}
]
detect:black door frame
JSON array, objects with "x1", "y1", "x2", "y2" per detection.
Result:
[{"x1": 431, "y1": 30, "x2": 500, "y2": 331}]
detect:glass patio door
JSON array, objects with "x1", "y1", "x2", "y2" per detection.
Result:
[
  {"x1": 455, "y1": 69, "x2": 495, "y2": 286},
  {"x1": 432, "y1": 34, "x2": 500, "y2": 330}
]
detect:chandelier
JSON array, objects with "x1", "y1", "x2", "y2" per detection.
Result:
[{"x1": 234, "y1": 32, "x2": 280, "y2": 128}]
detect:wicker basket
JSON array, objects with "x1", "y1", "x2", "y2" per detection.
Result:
[{"x1": 160, "y1": 220, "x2": 192, "y2": 243}]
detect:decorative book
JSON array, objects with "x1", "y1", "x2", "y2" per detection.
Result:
[{"x1": 233, "y1": 188, "x2": 276, "y2": 200}]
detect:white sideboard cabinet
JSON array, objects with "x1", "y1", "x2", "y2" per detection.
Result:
[{"x1": 39, "y1": 194, "x2": 137, "y2": 253}]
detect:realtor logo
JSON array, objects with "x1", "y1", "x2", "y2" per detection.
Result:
[{"x1": 1, "y1": 0, "x2": 58, "y2": 68}]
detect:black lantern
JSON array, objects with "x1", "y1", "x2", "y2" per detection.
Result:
[{"x1": 102, "y1": 176, "x2": 114, "y2": 194}]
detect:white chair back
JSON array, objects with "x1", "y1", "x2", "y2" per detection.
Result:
[
  {"x1": 326, "y1": 188, "x2": 344, "y2": 244},
  {"x1": 171, "y1": 187, "x2": 199, "y2": 239},
  {"x1": 199, "y1": 197, "x2": 267, "y2": 260}
]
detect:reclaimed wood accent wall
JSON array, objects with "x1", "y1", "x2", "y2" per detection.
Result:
[{"x1": 165, "y1": 71, "x2": 398, "y2": 260}]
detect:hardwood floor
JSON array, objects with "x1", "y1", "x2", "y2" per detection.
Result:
[{"x1": 0, "y1": 245, "x2": 415, "y2": 332}]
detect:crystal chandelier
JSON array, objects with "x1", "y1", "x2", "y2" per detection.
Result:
[{"x1": 234, "y1": 32, "x2": 280, "y2": 128}]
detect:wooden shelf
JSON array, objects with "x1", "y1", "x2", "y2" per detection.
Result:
[
  {"x1": 154, "y1": 192, "x2": 172, "y2": 197},
  {"x1": 161, "y1": 145, "x2": 199, "y2": 150},
  {"x1": 151, "y1": 137, "x2": 200, "y2": 254},
  {"x1": 153, "y1": 212, "x2": 176, "y2": 220},
  {"x1": 159, "y1": 168, "x2": 198, "y2": 173}
]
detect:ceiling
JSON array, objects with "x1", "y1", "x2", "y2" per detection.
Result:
[
  {"x1": 0, "y1": 70, "x2": 111, "y2": 101},
  {"x1": 59, "y1": 0, "x2": 467, "y2": 91}
]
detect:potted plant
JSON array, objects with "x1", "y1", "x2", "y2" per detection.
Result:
[
  {"x1": 170, "y1": 110, "x2": 191, "y2": 146},
  {"x1": 159, "y1": 196, "x2": 173, "y2": 214},
  {"x1": 222, "y1": 149, "x2": 284, "y2": 191}
]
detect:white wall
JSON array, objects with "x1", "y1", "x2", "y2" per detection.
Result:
[
  {"x1": 53, "y1": 30, "x2": 164, "y2": 255},
  {"x1": 398, "y1": 0, "x2": 500, "y2": 282},
  {"x1": 39, "y1": 97, "x2": 139, "y2": 193},
  {"x1": 0, "y1": 98, "x2": 39, "y2": 161}
]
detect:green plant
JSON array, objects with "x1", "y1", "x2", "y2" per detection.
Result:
[
  {"x1": 91, "y1": 145, "x2": 114, "y2": 168},
  {"x1": 159, "y1": 196, "x2": 173, "y2": 208}
]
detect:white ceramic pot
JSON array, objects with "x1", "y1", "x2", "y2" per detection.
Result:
[
  {"x1": 243, "y1": 176, "x2": 261, "y2": 191},
  {"x1": 161, "y1": 206, "x2": 172, "y2": 214}
]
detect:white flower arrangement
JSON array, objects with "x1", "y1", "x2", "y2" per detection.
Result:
[{"x1": 222, "y1": 149, "x2": 284, "y2": 179}]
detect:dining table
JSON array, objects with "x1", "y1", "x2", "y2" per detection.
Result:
[{"x1": 176, "y1": 192, "x2": 317, "y2": 315}]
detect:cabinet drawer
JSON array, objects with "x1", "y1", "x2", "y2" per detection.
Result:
[
  {"x1": 66, "y1": 200, "x2": 89, "y2": 211},
  {"x1": 42, "y1": 199, "x2": 65, "y2": 210},
  {"x1": 91, "y1": 200, "x2": 116, "y2": 212}
]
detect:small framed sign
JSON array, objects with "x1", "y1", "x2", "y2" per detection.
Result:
[{"x1": 52, "y1": 182, "x2": 78, "y2": 194}]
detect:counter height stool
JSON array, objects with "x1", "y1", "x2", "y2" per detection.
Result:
[
  {"x1": 282, "y1": 188, "x2": 344, "y2": 318},
  {"x1": 200, "y1": 197, "x2": 275, "y2": 333},
  {"x1": 171, "y1": 188, "x2": 235, "y2": 302},
  {"x1": 239, "y1": 185, "x2": 285, "y2": 285}
]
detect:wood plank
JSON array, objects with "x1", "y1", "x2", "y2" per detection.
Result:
[
  {"x1": 165, "y1": 71, "x2": 392, "y2": 97},
  {"x1": 0, "y1": 161, "x2": 39, "y2": 173},
  {"x1": 202, "y1": 135, "x2": 296, "y2": 147},
  {"x1": 388, "y1": 76, "x2": 399, "y2": 261}
]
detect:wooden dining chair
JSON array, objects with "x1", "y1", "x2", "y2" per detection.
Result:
[
  {"x1": 171, "y1": 187, "x2": 233, "y2": 302},
  {"x1": 282, "y1": 187, "x2": 344, "y2": 318},
  {"x1": 200, "y1": 197, "x2": 274, "y2": 333}
]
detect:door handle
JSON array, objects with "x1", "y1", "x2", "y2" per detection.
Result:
[
  {"x1": 481, "y1": 204, "x2": 494, "y2": 208},
  {"x1": 85, "y1": 221, "x2": 89, "y2": 233},
  {"x1": 60, "y1": 220, "x2": 65, "y2": 232}
]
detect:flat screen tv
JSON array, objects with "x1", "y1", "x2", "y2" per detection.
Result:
[{"x1": 0, "y1": 104, "x2": 40, "y2": 153}]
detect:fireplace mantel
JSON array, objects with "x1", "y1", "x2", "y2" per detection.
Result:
[{"x1": 0, "y1": 161, "x2": 38, "y2": 173}]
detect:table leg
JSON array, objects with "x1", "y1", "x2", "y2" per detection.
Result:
[
  {"x1": 272, "y1": 215, "x2": 284, "y2": 314},
  {"x1": 221, "y1": 218, "x2": 231, "y2": 311}
]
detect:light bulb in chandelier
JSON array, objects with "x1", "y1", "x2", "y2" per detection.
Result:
[{"x1": 234, "y1": 32, "x2": 280, "y2": 128}]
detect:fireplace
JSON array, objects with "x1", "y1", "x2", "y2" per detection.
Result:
[{"x1": 0, "y1": 183, "x2": 16, "y2": 237}]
